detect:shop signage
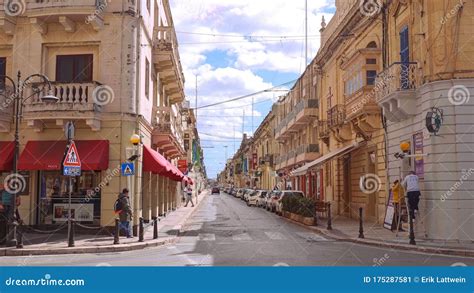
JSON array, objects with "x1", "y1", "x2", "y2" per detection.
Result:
[
  {"x1": 53, "y1": 203, "x2": 94, "y2": 222},
  {"x1": 383, "y1": 190, "x2": 395, "y2": 230},
  {"x1": 178, "y1": 160, "x2": 188, "y2": 173},
  {"x1": 413, "y1": 132, "x2": 424, "y2": 179},
  {"x1": 121, "y1": 162, "x2": 135, "y2": 176},
  {"x1": 63, "y1": 141, "x2": 81, "y2": 176}
]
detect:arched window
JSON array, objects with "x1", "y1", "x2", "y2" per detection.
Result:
[{"x1": 367, "y1": 41, "x2": 377, "y2": 48}]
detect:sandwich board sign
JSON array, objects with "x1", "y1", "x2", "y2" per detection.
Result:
[{"x1": 63, "y1": 141, "x2": 81, "y2": 176}]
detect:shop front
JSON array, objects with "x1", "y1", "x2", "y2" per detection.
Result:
[{"x1": 17, "y1": 140, "x2": 109, "y2": 226}]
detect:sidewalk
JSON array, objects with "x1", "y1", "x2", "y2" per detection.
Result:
[
  {"x1": 0, "y1": 191, "x2": 208, "y2": 256},
  {"x1": 284, "y1": 214, "x2": 474, "y2": 257}
]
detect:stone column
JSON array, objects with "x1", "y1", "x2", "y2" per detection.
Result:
[
  {"x1": 158, "y1": 176, "x2": 164, "y2": 216},
  {"x1": 142, "y1": 172, "x2": 151, "y2": 220},
  {"x1": 151, "y1": 174, "x2": 158, "y2": 218}
]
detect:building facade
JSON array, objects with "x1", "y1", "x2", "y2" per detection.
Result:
[
  {"x1": 375, "y1": 0, "x2": 474, "y2": 241},
  {"x1": 0, "y1": 0, "x2": 204, "y2": 230}
]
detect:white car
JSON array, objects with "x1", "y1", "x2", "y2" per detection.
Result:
[
  {"x1": 248, "y1": 190, "x2": 267, "y2": 206},
  {"x1": 255, "y1": 190, "x2": 268, "y2": 207},
  {"x1": 275, "y1": 191, "x2": 305, "y2": 214},
  {"x1": 236, "y1": 189, "x2": 245, "y2": 198}
]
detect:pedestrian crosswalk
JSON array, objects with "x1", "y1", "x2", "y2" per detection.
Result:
[{"x1": 194, "y1": 231, "x2": 329, "y2": 242}]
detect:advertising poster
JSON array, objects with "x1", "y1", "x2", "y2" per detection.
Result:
[{"x1": 53, "y1": 203, "x2": 94, "y2": 222}]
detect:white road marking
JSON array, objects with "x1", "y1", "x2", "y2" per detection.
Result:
[
  {"x1": 198, "y1": 233, "x2": 216, "y2": 241},
  {"x1": 232, "y1": 233, "x2": 252, "y2": 241},
  {"x1": 295, "y1": 232, "x2": 328, "y2": 241},
  {"x1": 264, "y1": 231, "x2": 287, "y2": 240}
]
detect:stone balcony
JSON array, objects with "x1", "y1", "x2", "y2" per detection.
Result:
[
  {"x1": 153, "y1": 26, "x2": 185, "y2": 104},
  {"x1": 286, "y1": 99, "x2": 319, "y2": 132},
  {"x1": 294, "y1": 144, "x2": 320, "y2": 165},
  {"x1": 375, "y1": 62, "x2": 421, "y2": 122},
  {"x1": 152, "y1": 106, "x2": 185, "y2": 159},
  {"x1": 0, "y1": 0, "x2": 107, "y2": 34},
  {"x1": 22, "y1": 81, "x2": 103, "y2": 131},
  {"x1": 327, "y1": 104, "x2": 351, "y2": 142}
]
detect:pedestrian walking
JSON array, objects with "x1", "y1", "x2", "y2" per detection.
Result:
[
  {"x1": 115, "y1": 188, "x2": 133, "y2": 238},
  {"x1": 184, "y1": 184, "x2": 194, "y2": 207},
  {"x1": 0, "y1": 183, "x2": 20, "y2": 223},
  {"x1": 391, "y1": 179, "x2": 405, "y2": 231},
  {"x1": 402, "y1": 171, "x2": 421, "y2": 219}
]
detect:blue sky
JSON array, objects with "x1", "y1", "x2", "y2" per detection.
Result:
[{"x1": 171, "y1": 0, "x2": 336, "y2": 178}]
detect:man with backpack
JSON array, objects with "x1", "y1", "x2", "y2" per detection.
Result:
[{"x1": 115, "y1": 188, "x2": 133, "y2": 238}]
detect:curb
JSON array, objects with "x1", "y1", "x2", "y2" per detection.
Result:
[
  {"x1": 280, "y1": 215, "x2": 474, "y2": 258},
  {"x1": 0, "y1": 192, "x2": 209, "y2": 257}
]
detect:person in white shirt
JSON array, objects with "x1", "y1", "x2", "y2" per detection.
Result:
[{"x1": 402, "y1": 171, "x2": 421, "y2": 219}]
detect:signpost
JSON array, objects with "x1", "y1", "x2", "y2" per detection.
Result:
[
  {"x1": 62, "y1": 122, "x2": 80, "y2": 247},
  {"x1": 121, "y1": 163, "x2": 135, "y2": 176}
]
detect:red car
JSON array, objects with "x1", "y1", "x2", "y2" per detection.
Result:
[{"x1": 211, "y1": 187, "x2": 220, "y2": 194}]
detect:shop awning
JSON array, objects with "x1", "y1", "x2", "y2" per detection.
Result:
[
  {"x1": 0, "y1": 142, "x2": 14, "y2": 171},
  {"x1": 18, "y1": 140, "x2": 109, "y2": 171},
  {"x1": 291, "y1": 142, "x2": 361, "y2": 176},
  {"x1": 143, "y1": 145, "x2": 172, "y2": 175}
]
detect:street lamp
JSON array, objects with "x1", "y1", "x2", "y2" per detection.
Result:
[{"x1": 0, "y1": 71, "x2": 57, "y2": 247}]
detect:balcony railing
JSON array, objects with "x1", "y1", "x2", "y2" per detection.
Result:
[
  {"x1": 318, "y1": 120, "x2": 330, "y2": 139},
  {"x1": 24, "y1": 81, "x2": 102, "y2": 112},
  {"x1": 27, "y1": 0, "x2": 106, "y2": 9},
  {"x1": 374, "y1": 62, "x2": 420, "y2": 102},
  {"x1": 275, "y1": 98, "x2": 319, "y2": 136},
  {"x1": 327, "y1": 105, "x2": 346, "y2": 128},
  {"x1": 295, "y1": 144, "x2": 319, "y2": 156},
  {"x1": 153, "y1": 26, "x2": 185, "y2": 94}
]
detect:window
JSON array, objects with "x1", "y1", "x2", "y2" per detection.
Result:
[
  {"x1": 366, "y1": 58, "x2": 376, "y2": 64},
  {"x1": 366, "y1": 70, "x2": 377, "y2": 86},
  {"x1": 145, "y1": 58, "x2": 150, "y2": 99},
  {"x1": 0, "y1": 57, "x2": 5, "y2": 90},
  {"x1": 56, "y1": 54, "x2": 93, "y2": 82},
  {"x1": 399, "y1": 26, "x2": 410, "y2": 89}
]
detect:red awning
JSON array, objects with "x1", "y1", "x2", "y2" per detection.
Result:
[
  {"x1": 142, "y1": 145, "x2": 185, "y2": 182},
  {"x1": 184, "y1": 176, "x2": 193, "y2": 185},
  {"x1": 18, "y1": 140, "x2": 109, "y2": 171},
  {"x1": 0, "y1": 142, "x2": 14, "y2": 171},
  {"x1": 143, "y1": 145, "x2": 172, "y2": 175}
]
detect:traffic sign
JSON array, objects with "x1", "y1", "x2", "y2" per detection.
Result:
[
  {"x1": 121, "y1": 163, "x2": 135, "y2": 176},
  {"x1": 63, "y1": 141, "x2": 81, "y2": 167}
]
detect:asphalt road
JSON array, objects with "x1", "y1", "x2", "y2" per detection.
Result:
[{"x1": 0, "y1": 191, "x2": 472, "y2": 266}]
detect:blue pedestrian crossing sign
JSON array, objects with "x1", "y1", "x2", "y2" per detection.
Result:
[{"x1": 121, "y1": 163, "x2": 135, "y2": 176}]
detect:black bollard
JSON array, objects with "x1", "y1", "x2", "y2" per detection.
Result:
[
  {"x1": 68, "y1": 219, "x2": 75, "y2": 247},
  {"x1": 114, "y1": 218, "x2": 120, "y2": 244},
  {"x1": 138, "y1": 217, "x2": 144, "y2": 242},
  {"x1": 327, "y1": 202, "x2": 332, "y2": 230},
  {"x1": 16, "y1": 223, "x2": 23, "y2": 249},
  {"x1": 152, "y1": 216, "x2": 158, "y2": 239},
  {"x1": 408, "y1": 210, "x2": 416, "y2": 245},
  {"x1": 358, "y1": 207, "x2": 365, "y2": 239}
]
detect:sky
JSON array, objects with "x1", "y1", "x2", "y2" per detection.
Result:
[{"x1": 170, "y1": 0, "x2": 336, "y2": 179}]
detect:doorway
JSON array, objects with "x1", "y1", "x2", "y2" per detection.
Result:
[
  {"x1": 342, "y1": 156, "x2": 351, "y2": 216},
  {"x1": 367, "y1": 151, "x2": 377, "y2": 219}
]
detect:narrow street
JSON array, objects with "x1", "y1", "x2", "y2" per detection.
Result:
[{"x1": 0, "y1": 191, "x2": 472, "y2": 267}]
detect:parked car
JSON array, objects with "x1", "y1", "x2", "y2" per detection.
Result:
[
  {"x1": 267, "y1": 190, "x2": 282, "y2": 212},
  {"x1": 275, "y1": 191, "x2": 305, "y2": 214},
  {"x1": 236, "y1": 189, "x2": 245, "y2": 198},
  {"x1": 248, "y1": 190, "x2": 267, "y2": 207},
  {"x1": 211, "y1": 187, "x2": 220, "y2": 194},
  {"x1": 243, "y1": 189, "x2": 253, "y2": 202},
  {"x1": 263, "y1": 192, "x2": 273, "y2": 210}
]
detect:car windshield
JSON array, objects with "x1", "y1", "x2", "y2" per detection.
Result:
[{"x1": 261, "y1": 192, "x2": 267, "y2": 196}]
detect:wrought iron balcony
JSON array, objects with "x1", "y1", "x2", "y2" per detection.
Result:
[
  {"x1": 375, "y1": 62, "x2": 420, "y2": 122},
  {"x1": 152, "y1": 106, "x2": 185, "y2": 159},
  {"x1": 327, "y1": 105, "x2": 346, "y2": 128}
]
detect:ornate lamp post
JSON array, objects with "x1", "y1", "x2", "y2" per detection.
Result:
[{"x1": 0, "y1": 71, "x2": 58, "y2": 247}]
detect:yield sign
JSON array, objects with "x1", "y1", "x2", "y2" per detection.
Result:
[{"x1": 63, "y1": 141, "x2": 81, "y2": 167}]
